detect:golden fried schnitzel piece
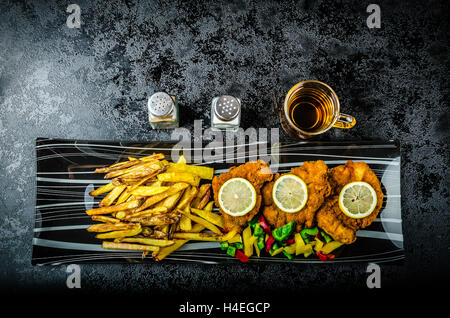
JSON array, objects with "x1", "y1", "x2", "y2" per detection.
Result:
[
  {"x1": 262, "y1": 160, "x2": 331, "y2": 232},
  {"x1": 212, "y1": 160, "x2": 273, "y2": 232},
  {"x1": 316, "y1": 160, "x2": 384, "y2": 244}
]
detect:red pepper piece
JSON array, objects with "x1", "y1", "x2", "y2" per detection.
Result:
[
  {"x1": 316, "y1": 251, "x2": 335, "y2": 261},
  {"x1": 259, "y1": 215, "x2": 272, "y2": 235},
  {"x1": 265, "y1": 235, "x2": 275, "y2": 252},
  {"x1": 285, "y1": 237, "x2": 295, "y2": 245},
  {"x1": 220, "y1": 228, "x2": 230, "y2": 233},
  {"x1": 235, "y1": 250, "x2": 249, "y2": 263},
  {"x1": 316, "y1": 251, "x2": 328, "y2": 261}
]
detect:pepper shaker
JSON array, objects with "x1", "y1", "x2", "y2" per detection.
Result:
[
  {"x1": 210, "y1": 95, "x2": 241, "y2": 131},
  {"x1": 148, "y1": 92, "x2": 179, "y2": 129}
]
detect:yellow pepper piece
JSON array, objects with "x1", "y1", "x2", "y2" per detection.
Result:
[
  {"x1": 253, "y1": 240, "x2": 260, "y2": 257},
  {"x1": 314, "y1": 238, "x2": 324, "y2": 252},
  {"x1": 283, "y1": 244, "x2": 296, "y2": 255},
  {"x1": 243, "y1": 226, "x2": 253, "y2": 257},
  {"x1": 303, "y1": 244, "x2": 314, "y2": 258},
  {"x1": 320, "y1": 241, "x2": 344, "y2": 254},
  {"x1": 294, "y1": 233, "x2": 305, "y2": 255}
]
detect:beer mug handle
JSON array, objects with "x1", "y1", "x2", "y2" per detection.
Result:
[{"x1": 333, "y1": 113, "x2": 356, "y2": 129}]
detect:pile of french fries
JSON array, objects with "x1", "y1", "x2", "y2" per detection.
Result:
[{"x1": 86, "y1": 153, "x2": 240, "y2": 261}]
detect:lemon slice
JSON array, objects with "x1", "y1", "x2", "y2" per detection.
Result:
[
  {"x1": 272, "y1": 174, "x2": 308, "y2": 213},
  {"x1": 218, "y1": 178, "x2": 257, "y2": 217},
  {"x1": 339, "y1": 181, "x2": 377, "y2": 218}
]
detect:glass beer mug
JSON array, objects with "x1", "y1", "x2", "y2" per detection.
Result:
[{"x1": 280, "y1": 80, "x2": 356, "y2": 139}]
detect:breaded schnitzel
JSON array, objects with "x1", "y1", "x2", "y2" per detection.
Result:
[
  {"x1": 316, "y1": 160, "x2": 384, "y2": 244},
  {"x1": 212, "y1": 160, "x2": 273, "y2": 232},
  {"x1": 262, "y1": 160, "x2": 331, "y2": 232}
]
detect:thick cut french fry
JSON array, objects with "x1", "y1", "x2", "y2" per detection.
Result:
[
  {"x1": 91, "y1": 215, "x2": 120, "y2": 223},
  {"x1": 95, "y1": 224, "x2": 141, "y2": 239},
  {"x1": 195, "y1": 189, "x2": 211, "y2": 209},
  {"x1": 119, "y1": 237, "x2": 175, "y2": 247},
  {"x1": 157, "y1": 172, "x2": 200, "y2": 187},
  {"x1": 204, "y1": 201, "x2": 214, "y2": 212},
  {"x1": 116, "y1": 187, "x2": 133, "y2": 204},
  {"x1": 191, "y1": 184, "x2": 211, "y2": 208},
  {"x1": 89, "y1": 182, "x2": 115, "y2": 196},
  {"x1": 99, "y1": 185, "x2": 127, "y2": 207},
  {"x1": 221, "y1": 229, "x2": 238, "y2": 242},
  {"x1": 191, "y1": 207, "x2": 225, "y2": 228},
  {"x1": 136, "y1": 182, "x2": 189, "y2": 212},
  {"x1": 176, "y1": 186, "x2": 198, "y2": 210},
  {"x1": 197, "y1": 184, "x2": 211, "y2": 199},
  {"x1": 160, "y1": 191, "x2": 184, "y2": 210},
  {"x1": 154, "y1": 224, "x2": 205, "y2": 261},
  {"x1": 127, "y1": 212, "x2": 181, "y2": 226},
  {"x1": 171, "y1": 232, "x2": 223, "y2": 241},
  {"x1": 105, "y1": 161, "x2": 161, "y2": 179},
  {"x1": 127, "y1": 167, "x2": 166, "y2": 191},
  {"x1": 86, "y1": 199, "x2": 141, "y2": 215},
  {"x1": 119, "y1": 164, "x2": 163, "y2": 180},
  {"x1": 166, "y1": 163, "x2": 214, "y2": 180},
  {"x1": 87, "y1": 222, "x2": 135, "y2": 232},
  {"x1": 179, "y1": 215, "x2": 192, "y2": 232},
  {"x1": 177, "y1": 209, "x2": 222, "y2": 234},
  {"x1": 131, "y1": 186, "x2": 169, "y2": 196},
  {"x1": 124, "y1": 206, "x2": 168, "y2": 220},
  {"x1": 228, "y1": 233, "x2": 242, "y2": 243},
  {"x1": 102, "y1": 241, "x2": 159, "y2": 252}
]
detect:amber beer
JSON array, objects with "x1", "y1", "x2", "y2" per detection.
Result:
[{"x1": 281, "y1": 80, "x2": 356, "y2": 139}]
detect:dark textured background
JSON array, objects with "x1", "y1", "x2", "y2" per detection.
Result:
[{"x1": 0, "y1": 0, "x2": 449, "y2": 305}]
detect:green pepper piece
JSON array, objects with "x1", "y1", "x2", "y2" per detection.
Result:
[
  {"x1": 226, "y1": 245, "x2": 236, "y2": 257},
  {"x1": 281, "y1": 250, "x2": 293, "y2": 260},
  {"x1": 233, "y1": 242, "x2": 244, "y2": 250},
  {"x1": 272, "y1": 221, "x2": 295, "y2": 242},
  {"x1": 257, "y1": 236, "x2": 265, "y2": 250},
  {"x1": 253, "y1": 223, "x2": 264, "y2": 237},
  {"x1": 320, "y1": 230, "x2": 332, "y2": 243},
  {"x1": 220, "y1": 241, "x2": 229, "y2": 251},
  {"x1": 272, "y1": 241, "x2": 280, "y2": 250},
  {"x1": 300, "y1": 227, "x2": 319, "y2": 243},
  {"x1": 248, "y1": 217, "x2": 258, "y2": 228}
]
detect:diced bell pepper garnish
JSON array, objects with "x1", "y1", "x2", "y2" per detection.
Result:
[
  {"x1": 253, "y1": 223, "x2": 264, "y2": 237},
  {"x1": 300, "y1": 227, "x2": 319, "y2": 243},
  {"x1": 265, "y1": 235, "x2": 276, "y2": 252},
  {"x1": 226, "y1": 245, "x2": 236, "y2": 257},
  {"x1": 259, "y1": 215, "x2": 272, "y2": 235},
  {"x1": 233, "y1": 242, "x2": 244, "y2": 250},
  {"x1": 281, "y1": 250, "x2": 293, "y2": 260},
  {"x1": 320, "y1": 230, "x2": 332, "y2": 243},
  {"x1": 220, "y1": 241, "x2": 229, "y2": 251},
  {"x1": 235, "y1": 249, "x2": 249, "y2": 262},
  {"x1": 272, "y1": 221, "x2": 295, "y2": 242}
]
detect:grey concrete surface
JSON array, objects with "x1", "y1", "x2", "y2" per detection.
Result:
[{"x1": 0, "y1": 0, "x2": 448, "y2": 302}]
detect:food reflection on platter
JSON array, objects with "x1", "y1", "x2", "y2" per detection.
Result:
[{"x1": 85, "y1": 152, "x2": 384, "y2": 262}]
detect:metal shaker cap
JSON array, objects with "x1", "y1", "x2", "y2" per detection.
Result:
[
  {"x1": 148, "y1": 92, "x2": 174, "y2": 117},
  {"x1": 214, "y1": 95, "x2": 240, "y2": 121}
]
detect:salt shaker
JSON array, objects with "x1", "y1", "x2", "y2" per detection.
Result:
[
  {"x1": 148, "y1": 92, "x2": 179, "y2": 129},
  {"x1": 210, "y1": 95, "x2": 241, "y2": 131}
]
